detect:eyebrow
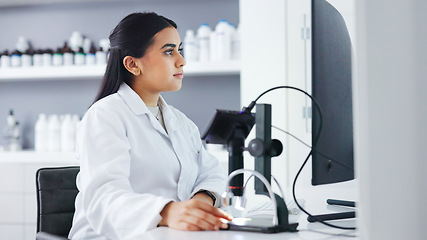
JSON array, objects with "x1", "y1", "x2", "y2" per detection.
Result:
[{"x1": 161, "y1": 42, "x2": 183, "y2": 49}]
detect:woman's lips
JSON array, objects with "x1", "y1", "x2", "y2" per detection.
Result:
[{"x1": 173, "y1": 72, "x2": 184, "y2": 79}]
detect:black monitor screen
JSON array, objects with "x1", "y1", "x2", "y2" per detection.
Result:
[{"x1": 311, "y1": 0, "x2": 354, "y2": 185}]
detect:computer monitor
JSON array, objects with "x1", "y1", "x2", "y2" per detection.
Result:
[{"x1": 311, "y1": 0, "x2": 354, "y2": 186}]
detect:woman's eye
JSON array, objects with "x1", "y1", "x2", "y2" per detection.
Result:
[{"x1": 164, "y1": 48, "x2": 183, "y2": 56}]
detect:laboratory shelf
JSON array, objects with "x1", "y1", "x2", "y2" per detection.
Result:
[
  {"x1": 0, "y1": 150, "x2": 77, "y2": 164},
  {"x1": 184, "y1": 60, "x2": 241, "y2": 76},
  {"x1": 0, "y1": 60, "x2": 240, "y2": 82},
  {"x1": 0, "y1": 65, "x2": 106, "y2": 81}
]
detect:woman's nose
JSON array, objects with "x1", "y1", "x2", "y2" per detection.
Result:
[{"x1": 177, "y1": 53, "x2": 186, "y2": 68}]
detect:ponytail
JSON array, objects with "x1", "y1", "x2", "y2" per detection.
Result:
[{"x1": 93, "y1": 48, "x2": 132, "y2": 103}]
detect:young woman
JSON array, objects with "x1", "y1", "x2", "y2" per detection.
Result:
[{"x1": 68, "y1": 12, "x2": 231, "y2": 239}]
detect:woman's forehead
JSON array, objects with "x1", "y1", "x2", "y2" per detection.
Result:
[{"x1": 152, "y1": 27, "x2": 182, "y2": 47}]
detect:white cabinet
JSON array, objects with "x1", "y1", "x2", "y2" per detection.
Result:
[{"x1": 0, "y1": 152, "x2": 77, "y2": 240}]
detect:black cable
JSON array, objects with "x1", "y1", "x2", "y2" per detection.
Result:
[
  {"x1": 292, "y1": 151, "x2": 356, "y2": 230},
  {"x1": 244, "y1": 85, "x2": 356, "y2": 230}
]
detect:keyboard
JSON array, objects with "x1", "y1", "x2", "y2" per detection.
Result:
[{"x1": 246, "y1": 198, "x2": 305, "y2": 217}]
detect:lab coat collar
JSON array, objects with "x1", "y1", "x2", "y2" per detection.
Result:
[
  {"x1": 117, "y1": 83, "x2": 180, "y2": 134},
  {"x1": 117, "y1": 83, "x2": 149, "y2": 116}
]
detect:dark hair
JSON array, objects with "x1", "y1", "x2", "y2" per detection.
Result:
[{"x1": 93, "y1": 12, "x2": 177, "y2": 103}]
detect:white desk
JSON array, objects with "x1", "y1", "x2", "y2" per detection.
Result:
[
  {"x1": 138, "y1": 184, "x2": 359, "y2": 240},
  {"x1": 139, "y1": 219, "x2": 357, "y2": 240}
]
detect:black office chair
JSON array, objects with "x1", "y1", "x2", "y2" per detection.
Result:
[{"x1": 36, "y1": 166, "x2": 80, "y2": 240}]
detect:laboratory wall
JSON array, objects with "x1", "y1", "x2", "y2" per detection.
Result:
[
  {"x1": 0, "y1": 0, "x2": 240, "y2": 149},
  {"x1": 354, "y1": 0, "x2": 427, "y2": 239}
]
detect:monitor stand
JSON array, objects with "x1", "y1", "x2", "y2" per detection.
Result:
[{"x1": 307, "y1": 199, "x2": 356, "y2": 222}]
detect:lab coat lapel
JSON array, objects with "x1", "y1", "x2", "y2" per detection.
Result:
[{"x1": 158, "y1": 96, "x2": 179, "y2": 135}]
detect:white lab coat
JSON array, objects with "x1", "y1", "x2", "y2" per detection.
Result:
[{"x1": 68, "y1": 83, "x2": 226, "y2": 240}]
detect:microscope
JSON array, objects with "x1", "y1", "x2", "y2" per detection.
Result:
[{"x1": 202, "y1": 104, "x2": 298, "y2": 233}]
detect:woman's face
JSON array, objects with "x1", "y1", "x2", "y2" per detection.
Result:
[{"x1": 134, "y1": 27, "x2": 186, "y2": 94}]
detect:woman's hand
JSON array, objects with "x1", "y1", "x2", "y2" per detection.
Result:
[{"x1": 158, "y1": 199, "x2": 232, "y2": 231}]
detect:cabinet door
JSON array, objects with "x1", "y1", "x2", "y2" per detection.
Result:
[
  {"x1": 285, "y1": 0, "x2": 312, "y2": 189},
  {"x1": 240, "y1": 0, "x2": 311, "y2": 189}
]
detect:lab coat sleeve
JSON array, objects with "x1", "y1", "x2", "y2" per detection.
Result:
[
  {"x1": 187, "y1": 122, "x2": 227, "y2": 207},
  {"x1": 76, "y1": 105, "x2": 173, "y2": 239}
]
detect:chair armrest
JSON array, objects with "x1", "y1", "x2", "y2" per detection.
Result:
[{"x1": 36, "y1": 231, "x2": 69, "y2": 240}]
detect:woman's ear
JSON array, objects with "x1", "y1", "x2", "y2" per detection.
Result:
[{"x1": 123, "y1": 56, "x2": 142, "y2": 76}]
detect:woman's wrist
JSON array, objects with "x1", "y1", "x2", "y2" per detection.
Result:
[
  {"x1": 192, "y1": 190, "x2": 216, "y2": 206},
  {"x1": 159, "y1": 201, "x2": 174, "y2": 226}
]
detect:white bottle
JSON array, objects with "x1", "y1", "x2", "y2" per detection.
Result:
[
  {"x1": 21, "y1": 50, "x2": 33, "y2": 67},
  {"x1": 35, "y1": 113, "x2": 48, "y2": 151},
  {"x1": 43, "y1": 49, "x2": 53, "y2": 66},
  {"x1": 215, "y1": 19, "x2": 232, "y2": 61},
  {"x1": 231, "y1": 23, "x2": 241, "y2": 60},
  {"x1": 52, "y1": 48, "x2": 63, "y2": 66},
  {"x1": 60, "y1": 114, "x2": 75, "y2": 151},
  {"x1": 69, "y1": 31, "x2": 84, "y2": 53},
  {"x1": 63, "y1": 41, "x2": 74, "y2": 66},
  {"x1": 184, "y1": 30, "x2": 198, "y2": 62},
  {"x1": 82, "y1": 38, "x2": 92, "y2": 54},
  {"x1": 72, "y1": 114, "x2": 81, "y2": 150},
  {"x1": 9, "y1": 121, "x2": 21, "y2": 151},
  {"x1": 3, "y1": 109, "x2": 17, "y2": 151},
  {"x1": 209, "y1": 31, "x2": 218, "y2": 62},
  {"x1": 33, "y1": 50, "x2": 44, "y2": 67},
  {"x1": 63, "y1": 51, "x2": 74, "y2": 66},
  {"x1": 85, "y1": 47, "x2": 96, "y2": 65},
  {"x1": 85, "y1": 52, "x2": 96, "y2": 65},
  {"x1": 99, "y1": 39, "x2": 110, "y2": 53},
  {"x1": 14, "y1": 37, "x2": 28, "y2": 68},
  {"x1": 0, "y1": 51, "x2": 10, "y2": 68},
  {"x1": 95, "y1": 47, "x2": 107, "y2": 65},
  {"x1": 10, "y1": 50, "x2": 22, "y2": 67},
  {"x1": 197, "y1": 23, "x2": 212, "y2": 62},
  {"x1": 15, "y1": 36, "x2": 29, "y2": 53},
  {"x1": 72, "y1": 114, "x2": 80, "y2": 128},
  {"x1": 47, "y1": 114, "x2": 61, "y2": 152},
  {"x1": 74, "y1": 47, "x2": 85, "y2": 65}
]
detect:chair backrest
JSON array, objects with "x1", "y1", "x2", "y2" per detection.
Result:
[{"x1": 36, "y1": 166, "x2": 80, "y2": 237}]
